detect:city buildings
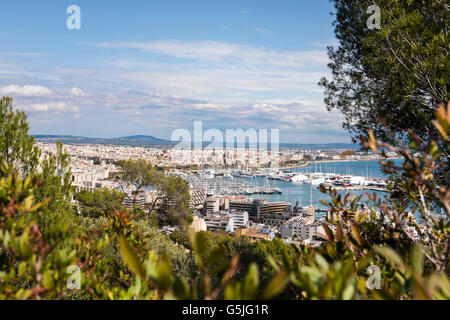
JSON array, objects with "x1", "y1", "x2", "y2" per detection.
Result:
[
  {"x1": 37, "y1": 141, "x2": 405, "y2": 247},
  {"x1": 228, "y1": 199, "x2": 287, "y2": 221},
  {"x1": 263, "y1": 204, "x2": 315, "y2": 228},
  {"x1": 235, "y1": 224, "x2": 275, "y2": 241},
  {"x1": 189, "y1": 188, "x2": 206, "y2": 209},
  {"x1": 190, "y1": 215, "x2": 207, "y2": 232},
  {"x1": 203, "y1": 210, "x2": 249, "y2": 233}
]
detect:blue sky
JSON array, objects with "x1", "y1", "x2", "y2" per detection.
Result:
[{"x1": 0, "y1": 0, "x2": 350, "y2": 143}]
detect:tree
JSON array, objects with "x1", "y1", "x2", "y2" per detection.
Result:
[
  {"x1": 0, "y1": 97, "x2": 40, "y2": 175},
  {"x1": 114, "y1": 159, "x2": 161, "y2": 213},
  {"x1": 340, "y1": 150, "x2": 355, "y2": 157},
  {"x1": 74, "y1": 188, "x2": 126, "y2": 217},
  {"x1": 156, "y1": 175, "x2": 191, "y2": 228},
  {"x1": 33, "y1": 142, "x2": 73, "y2": 211},
  {"x1": 0, "y1": 97, "x2": 74, "y2": 240},
  {"x1": 114, "y1": 160, "x2": 191, "y2": 227},
  {"x1": 319, "y1": 0, "x2": 449, "y2": 143}
]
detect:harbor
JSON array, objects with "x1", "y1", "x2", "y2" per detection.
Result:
[{"x1": 170, "y1": 160, "x2": 396, "y2": 215}]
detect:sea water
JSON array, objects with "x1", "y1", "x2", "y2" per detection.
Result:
[{"x1": 237, "y1": 159, "x2": 403, "y2": 218}]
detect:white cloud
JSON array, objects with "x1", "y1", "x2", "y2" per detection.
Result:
[
  {"x1": 22, "y1": 102, "x2": 80, "y2": 116},
  {"x1": 83, "y1": 40, "x2": 330, "y2": 101},
  {"x1": 71, "y1": 87, "x2": 86, "y2": 96},
  {"x1": 95, "y1": 40, "x2": 328, "y2": 67},
  {"x1": 0, "y1": 38, "x2": 347, "y2": 140},
  {"x1": 0, "y1": 84, "x2": 52, "y2": 97},
  {"x1": 25, "y1": 102, "x2": 67, "y2": 112}
]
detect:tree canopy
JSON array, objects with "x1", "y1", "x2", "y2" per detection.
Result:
[
  {"x1": 320, "y1": 0, "x2": 449, "y2": 143},
  {"x1": 114, "y1": 159, "x2": 191, "y2": 226},
  {"x1": 0, "y1": 97, "x2": 40, "y2": 175}
]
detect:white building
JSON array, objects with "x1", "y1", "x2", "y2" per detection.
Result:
[
  {"x1": 204, "y1": 210, "x2": 249, "y2": 233},
  {"x1": 190, "y1": 215, "x2": 207, "y2": 232},
  {"x1": 204, "y1": 214, "x2": 235, "y2": 232},
  {"x1": 229, "y1": 210, "x2": 249, "y2": 228},
  {"x1": 281, "y1": 216, "x2": 315, "y2": 240}
]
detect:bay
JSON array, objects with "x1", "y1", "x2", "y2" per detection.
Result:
[{"x1": 236, "y1": 159, "x2": 403, "y2": 218}]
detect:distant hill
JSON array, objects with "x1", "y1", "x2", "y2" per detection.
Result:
[
  {"x1": 34, "y1": 135, "x2": 176, "y2": 147},
  {"x1": 34, "y1": 135, "x2": 358, "y2": 150}
]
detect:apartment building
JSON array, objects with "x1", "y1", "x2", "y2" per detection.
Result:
[
  {"x1": 203, "y1": 210, "x2": 249, "y2": 233},
  {"x1": 189, "y1": 188, "x2": 206, "y2": 209},
  {"x1": 263, "y1": 204, "x2": 315, "y2": 228},
  {"x1": 229, "y1": 199, "x2": 287, "y2": 221},
  {"x1": 281, "y1": 216, "x2": 315, "y2": 240},
  {"x1": 204, "y1": 214, "x2": 234, "y2": 232},
  {"x1": 203, "y1": 197, "x2": 220, "y2": 215},
  {"x1": 190, "y1": 215, "x2": 207, "y2": 232},
  {"x1": 228, "y1": 210, "x2": 249, "y2": 228},
  {"x1": 235, "y1": 224, "x2": 275, "y2": 241}
]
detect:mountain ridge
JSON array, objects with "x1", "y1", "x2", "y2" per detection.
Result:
[
  {"x1": 34, "y1": 134, "x2": 175, "y2": 147},
  {"x1": 34, "y1": 134, "x2": 359, "y2": 150}
]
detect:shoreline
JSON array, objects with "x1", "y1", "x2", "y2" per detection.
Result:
[{"x1": 278, "y1": 157, "x2": 402, "y2": 170}]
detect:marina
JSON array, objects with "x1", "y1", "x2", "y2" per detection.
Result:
[{"x1": 171, "y1": 160, "x2": 398, "y2": 215}]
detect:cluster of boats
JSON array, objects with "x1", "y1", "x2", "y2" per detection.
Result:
[
  {"x1": 175, "y1": 170, "x2": 282, "y2": 196},
  {"x1": 230, "y1": 169, "x2": 388, "y2": 189},
  {"x1": 289, "y1": 172, "x2": 386, "y2": 187},
  {"x1": 171, "y1": 168, "x2": 388, "y2": 197}
]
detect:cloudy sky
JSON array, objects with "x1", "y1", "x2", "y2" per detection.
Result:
[{"x1": 0, "y1": 0, "x2": 350, "y2": 143}]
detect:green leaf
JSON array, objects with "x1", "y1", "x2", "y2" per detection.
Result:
[
  {"x1": 342, "y1": 283, "x2": 355, "y2": 300},
  {"x1": 321, "y1": 223, "x2": 334, "y2": 242},
  {"x1": 172, "y1": 278, "x2": 190, "y2": 299},
  {"x1": 42, "y1": 270, "x2": 55, "y2": 290},
  {"x1": 192, "y1": 231, "x2": 208, "y2": 257},
  {"x1": 243, "y1": 263, "x2": 259, "y2": 299},
  {"x1": 351, "y1": 224, "x2": 363, "y2": 246},
  {"x1": 260, "y1": 269, "x2": 290, "y2": 299},
  {"x1": 410, "y1": 245, "x2": 424, "y2": 275},
  {"x1": 118, "y1": 235, "x2": 146, "y2": 278},
  {"x1": 155, "y1": 255, "x2": 173, "y2": 289},
  {"x1": 18, "y1": 262, "x2": 27, "y2": 277},
  {"x1": 373, "y1": 246, "x2": 405, "y2": 273}
]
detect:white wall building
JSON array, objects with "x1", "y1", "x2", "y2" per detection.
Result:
[
  {"x1": 281, "y1": 216, "x2": 315, "y2": 240},
  {"x1": 204, "y1": 210, "x2": 249, "y2": 233}
]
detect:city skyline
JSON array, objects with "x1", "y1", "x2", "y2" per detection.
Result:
[{"x1": 0, "y1": 1, "x2": 351, "y2": 143}]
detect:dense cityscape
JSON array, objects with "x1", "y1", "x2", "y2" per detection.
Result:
[
  {"x1": 0, "y1": 0, "x2": 448, "y2": 307},
  {"x1": 36, "y1": 140, "x2": 419, "y2": 248}
]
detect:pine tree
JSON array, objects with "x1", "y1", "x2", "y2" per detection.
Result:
[{"x1": 0, "y1": 96, "x2": 41, "y2": 175}]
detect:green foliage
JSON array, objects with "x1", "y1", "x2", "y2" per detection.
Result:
[
  {"x1": 27, "y1": 142, "x2": 75, "y2": 244},
  {"x1": 114, "y1": 159, "x2": 159, "y2": 213},
  {"x1": 0, "y1": 97, "x2": 75, "y2": 247},
  {"x1": 156, "y1": 175, "x2": 191, "y2": 228},
  {"x1": 1, "y1": 88, "x2": 448, "y2": 299},
  {"x1": 114, "y1": 159, "x2": 191, "y2": 227},
  {"x1": 0, "y1": 147, "x2": 448, "y2": 300},
  {"x1": 0, "y1": 161, "x2": 76, "y2": 299},
  {"x1": 74, "y1": 188, "x2": 126, "y2": 217},
  {"x1": 320, "y1": 0, "x2": 449, "y2": 143},
  {"x1": 0, "y1": 97, "x2": 40, "y2": 176}
]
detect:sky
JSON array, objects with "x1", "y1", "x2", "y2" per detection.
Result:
[{"x1": 0, "y1": 0, "x2": 350, "y2": 143}]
